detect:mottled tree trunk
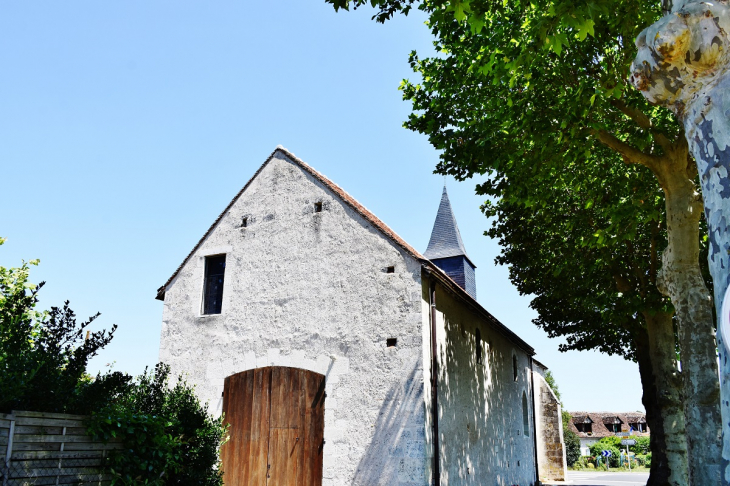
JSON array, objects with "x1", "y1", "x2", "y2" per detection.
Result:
[
  {"x1": 642, "y1": 312, "x2": 689, "y2": 486},
  {"x1": 632, "y1": 1, "x2": 730, "y2": 482},
  {"x1": 652, "y1": 141, "x2": 722, "y2": 486},
  {"x1": 635, "y1": 322, "x2": 687, "y2": 486}
]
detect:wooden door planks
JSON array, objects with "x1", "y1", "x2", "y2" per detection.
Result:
[{"x1": 221, "y1": 367, "x2": 325, "y2": 486}]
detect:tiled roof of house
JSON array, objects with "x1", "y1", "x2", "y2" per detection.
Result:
[
  {"x1": 568, "y1": 411, "x2": 650, "y2": 439},
  {"x1": 423, "y1": 186, "x2": 474, "y2": 267},
  {"x1": 155, "y1": 146, "x2": 536, "y2": 355}
]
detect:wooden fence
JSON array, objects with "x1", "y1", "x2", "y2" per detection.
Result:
[{"x1": 0, "y1": 411, "x2": 122, "y2": 486}]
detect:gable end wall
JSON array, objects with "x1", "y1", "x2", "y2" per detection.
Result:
[{"x1": 159, "y1": 153, "x2": 429, "y2": 485}]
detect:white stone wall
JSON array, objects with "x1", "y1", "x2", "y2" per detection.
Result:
[
  {"x1": 158, "y1": 152, "x2": 428, "y2": 485},
  {"x1": 425, "y1": 281, "x2": 538, "y2": 486}
]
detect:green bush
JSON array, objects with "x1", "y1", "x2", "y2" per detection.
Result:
[
  {"x1": 564, "y1": 428, "x2": 581, "y2": 467},
  {"x1": 645, "y1": 452, "x2": 652, "y2": 468},
  {"x1": 630, "y1": 436, "x2": 650, "y2": 455},
  {"x1": 88, "y1": 364, "x2": 226, "y2": 486},
  {"x1": 0, "y1": 246, "x2": 117, "y2": 414},
  {"x1": 590, "y1": 439, "x2": 621, "y2": 468}
]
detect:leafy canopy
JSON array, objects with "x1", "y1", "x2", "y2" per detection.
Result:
[
  {"x1": 326, "y1": 0, "x2": 693, "y2": 359},
  {"x1": 0, "y1": 238, "x2": 117, "y2": 413}
]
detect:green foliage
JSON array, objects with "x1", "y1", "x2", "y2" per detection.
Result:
[
  {"x1": 564, "y1": 428, "x2": 582, "y2": 467},
  {"x1": 630, "y1": 435, "x2": 650, "y2": 454},
  {"x1": 87, "y1": 364, "x2": 226, "y2": 486},
  {"x1": 543, "y1": 371, "x2": 561, "y2": 404},
  {"x1": 0, "y1": 240, "x2": 117, "y2": 413},
  {"x1": 326, "y1": 0, "x2": 692, "y2": 362},
  {"x1": 590, "y1": 437, "x2": 621, "y2": 467}
]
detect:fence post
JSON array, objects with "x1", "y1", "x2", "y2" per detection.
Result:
[{"x1": 3, "y1": 416, "x2": 15, "y2": 486}]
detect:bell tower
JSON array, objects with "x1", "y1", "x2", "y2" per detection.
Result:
[{"x1": 423, "y1": 186, "x2": 477, "y2": 299}]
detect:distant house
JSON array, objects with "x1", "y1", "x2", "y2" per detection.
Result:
[{"x1": 568, "y1": 412, "x2": 649, "y2": 456}]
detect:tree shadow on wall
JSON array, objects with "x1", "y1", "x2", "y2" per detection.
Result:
[
  {"x1": 352, "y1": 362, "x2": 426, "y2": 486},
  {"x1": 437, "y1": 308, "x2": 535, "y2": 486}
]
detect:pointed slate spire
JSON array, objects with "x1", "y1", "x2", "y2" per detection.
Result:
[
  {"x1": 424, "y1": 186, "x2": 477, "y2": 299},
  {"x1": 424, "y1": 186, "x2": 471, "y2": 261}
]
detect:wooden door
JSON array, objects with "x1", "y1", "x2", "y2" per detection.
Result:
[{"x1": 221, "y1": 367, "x2": 325, "y2": 486}]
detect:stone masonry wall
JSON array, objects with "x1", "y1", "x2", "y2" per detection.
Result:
[
  {"x1": 158, "y1": 152, "x2": 429, "y2": 485},
  {"x1": 534, "y1": 374, "x2": 567, "y2": 481}
]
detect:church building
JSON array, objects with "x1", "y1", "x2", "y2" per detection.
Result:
[{"x1": 157, "y1": 147, "x2": 565, "y2": 486}]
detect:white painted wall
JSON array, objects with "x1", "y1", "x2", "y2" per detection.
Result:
[
  {"x1": 159, "y1": 152, "x2": 428, "y2": 486},
  {"x1": 424, "y1": 281, "x2": 538, "y2": 486}
]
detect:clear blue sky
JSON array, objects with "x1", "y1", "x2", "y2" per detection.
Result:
[{"x1": 0, "y1": 1, "x2": 643, "y2": 412}]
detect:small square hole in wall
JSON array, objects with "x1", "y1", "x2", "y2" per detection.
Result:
[
  {"x1": 386, "y1": 266, "x2": 395, "y2": 273},
  {"x1": 241, "y1": 217, "x2": 248, "y2": 228},
  {"x1": 386, "y1": 338, "x2": 397, "y2": 347},
  {"x1": 314, "y1": 202, "x2": 323, "y2": 213}
]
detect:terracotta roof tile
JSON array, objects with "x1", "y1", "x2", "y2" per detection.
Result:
[{"x1": 567, "y1": 411, "x2": 650, "y2": 439}]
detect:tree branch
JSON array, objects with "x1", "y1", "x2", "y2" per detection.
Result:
[
  {"x1": 592, "y1": 129, "x2": 659, "y2": 169},
  {"x1": 610, "y1": 99, "x2": 673, "y2": 152},
  {"x1": 611, "y1": 99, "x2": 652, "y2": 130}
]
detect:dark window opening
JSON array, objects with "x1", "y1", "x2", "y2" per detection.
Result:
[
  {"x1": 607, "y1": 423, "x2": 622, "y2": 433},
  {"x1": 386, "y1": 338, "x2": 397, "y2": 347},
  {"x1": 314, "y1": 202, "x2": 323, "y2": 213},
  {"x1": 241, "y1": 217, "x2": 248, "y2": 228},
  {"x1": 202, "y1": 255, "x2": 226, "y2": 315},
  {"x1": 522, "y1": 392, "x2": 530, "y2": 436},
  {"x1": 475, "y1": 328, "x2": 482, "y2": 364},
  {"x1": 629, "y1": 422, "x2": 645, "y2": 433},
  {"x1": 386, "y1": 266, "x2": 395, "y2": 273},
  {"x1": 576, "y1": 423, "x2": 593, "y2": 433},
  {"x1": 513, "y1": 354, "x2": 518, "y2": 381}
]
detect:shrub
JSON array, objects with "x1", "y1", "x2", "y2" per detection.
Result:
[
  {"x1": 590, "y1": 439, "x2": 621, "y2": 467},
  {"x1": 88, "y1": 364, "x2": 226, "y2": 486},
  {"x1": 630, "y1": 436, "x2": 651, "y2": 455},
  {"x1": 564, "y1": 428, "x2": 581, "y2": 467},
  {"x1": 587, "y1": 462, "x2": 595, "y2": 469},
  {"x1": 0, "y1": 244, "x2": 117, "y2": 414},
  {"x1": 645, "y1": 452, "x2": 652, "y2": 468}
]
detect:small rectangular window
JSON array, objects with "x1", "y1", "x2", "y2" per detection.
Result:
[
  {"x1": 386, "y1": 338, "x2": 397, "y2": 347},
  {"x1": 386, "y1": 266, "x2": 395, "y2": 273},
  {"x1": 314, "y1": 202, "x2": 323, "y2": 213},
  {"x1": 241, "y1": 217, "x2": 248, "y2": 228},
  {"x1": 202, "y1": 255, "x2": 226, "y2": 315}
]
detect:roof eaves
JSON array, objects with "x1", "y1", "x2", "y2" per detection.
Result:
[{"x1": 422, "y1": 263, "x2": 535, "y2": 356}]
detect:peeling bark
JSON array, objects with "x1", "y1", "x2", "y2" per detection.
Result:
[
  {"x1": 632, "y1": 1, "x2": 730, "y2": 482},
  {"x1": 637, "y1": 320, "x2": 688, "y2": 486}
]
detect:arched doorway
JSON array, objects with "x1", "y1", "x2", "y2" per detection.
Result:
[{"x1": 221, "y1": 367, "x2": 325, "y2": 486}]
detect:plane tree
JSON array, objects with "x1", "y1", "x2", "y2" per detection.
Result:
[
  {"x1": 327, "y1": 0, "x2": 722, "y2": 484},
  {"x1": 484, "y1": 145, "x2": 689, "y2": 484}
]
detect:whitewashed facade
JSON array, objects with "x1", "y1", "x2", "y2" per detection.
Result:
[{"x1": 157, "y1": 147, "x2": 556, "y2": 485}]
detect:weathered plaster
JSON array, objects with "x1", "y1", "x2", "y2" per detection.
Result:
[
  {"x1": 159, "y1": 152, "x2": 428, "y2": 486},
  {"x1": 158, "y1": 148, "x2": 545, "y2": 485},
  {"x1": 423, "y1": 280, "x2": 538, "y2": 486}
]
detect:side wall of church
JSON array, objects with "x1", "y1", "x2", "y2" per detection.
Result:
[
  {"x1": 159, "y1": 152, "x2": 429, "y2": 485},
  {"x1": 421, "y1": 280, "x2": 538, "y2": 486}
]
